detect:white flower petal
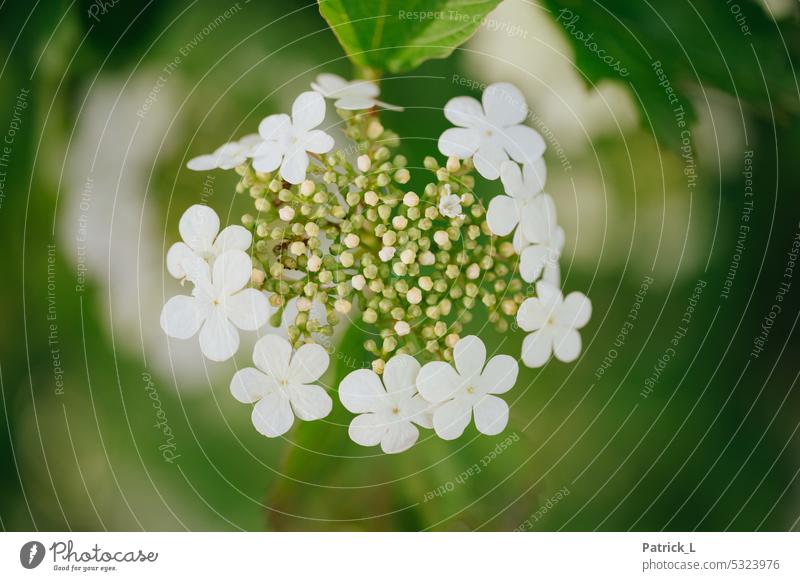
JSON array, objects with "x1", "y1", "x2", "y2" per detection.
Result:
[
  {"x1": 535, "y1": 281, "x2": 564, "y2": 310},
  {"x1": 438, "y1": 127, "x2": 480, "y2": 158},
  {"x1": 499, "y1": 160, "x2": 525, "y2": 199},
  {"x1": 382, "y1": 354, "x2": 421, "y2": 396},
  {"x1": 348, "y1": 413, "x2": 385, "y2": 447},
  {"x1": 552, "y1": 327, "x2": 582, "y2": 362},
  {"x1": 479, "y1": 355, "x2": 518, "y2": 395},
  {"x1": 166, "y1": 241, "x2": 195, "y2": 278},
  {"x1": 291, "y1": 91, "x2": 326, "y2": 131},
  {"x1": 237, "y1": 133, "x2": 263, "y2": 153},
  {"x1": 486, "y1": 195, "x2": 519, "y2": 237},
  {"x1": 500, "y1": 124, "x2": 546, "y2": 165},
  {"x1": 453, "y1": 335, "x2": 486, "y2": 381},
  {"x1": 473, "y1": 395, "x2": 509, "y2": 436},
  {"x1": 289, "y1": 384, "x2": 332, "y2": 421},
  {"x1": 432, "y1": 398, "x2": 472, "y2": 440},
  {"x1": 517, "y1": 297, "x2": 548, "y2": 332},
  {"x1": 381, "y1": 422, "x2": 419, "y2": 454},
  {"x1": 334, "y1": 96, "x2": 377, "y2": 110},
  {"x1": 230, "y1": 367, "x2": 272, "y2": 403},
  {"x1": 258, "y1": 113, "x2": 291, "y2": 142},
  {"x1": 473, "y1": 140, "x2": 508, "y2": 180},
  {"x1": 406, "y1": 394, "x2": 435, "y2": 429},
  {"x1": 483, "y1": 82, "x2": 528, "y2": 127},
  {"x1": 513, "y1": 226, "x2": 528, "y2": 254},
  {"x1": 160, "y1": 295, "x2": 206, "y2": 339},
  {"x1": 339, "y1": 369, "x2": 385, "y2": 413},
  {"x1": 416, "y1": 361, "x2": 462, "y2": 404},
  {"x1": 345, "y1": 79, "x2": 379, "y2": 99},
  {"x1": 519, "y1": 245, "x2": 548, "y2": 283},
  {"x1": 522, "y1": 194, "x2": 558, "y2": 243},
  {"x1": 187, "y1": 154, "x2": 219, "y2": 171},
  {"x1": 252, "y1": 391, "x2": 294, "y2": 437},
  {"x1": 301, "y1": 129, "x2": 334, "y2": 154},
  {"x1": 311, "y1": 73, "x2": 348, "y2": 96},
  {"x1": 561, "y1": 292, "x2": 592, "y2": 329},
  {"x1": 181, "y1": 254, "x2": 214, "y2": 297},
  {"x1": 444, "y1": 96, "x2": 484, "y2": 127},
  {"x1": 253, "y1": 335, "x2": 292, "y2": 378},
  {"x1": 213, "y1": 225, "x2": 252, "y2": 255},
  {"x1": 289, "y1": 343, "x2": 329, "y2": 384},
  {"x1": 212, "y1": 250, "x2": 251, "y2": 296},
  {"x1": 524, "y1": 157, "x2": 547, "y2": 193},
  {"x1": 280, "y1": 149, "x2": 310, "y2": 184},
  {"x1": 179, "y1": 204, "x2": 219, "y2": 253},
  {"x1": 199, "y1": 308, "x2": 240, "y2": 361},
  {"x1": 251, "y1": 145, "x2": 283, "y2": 173},
  {"x1": 521, "y1": 328, "x2": 553, "y2": 368},
  {"x1": 225, "y1": 288, "x2": 270, "y2": 331}
]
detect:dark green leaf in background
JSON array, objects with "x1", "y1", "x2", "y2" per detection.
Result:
[{"x1": 318, "y1": 0, "x2": 502, "y2": 74}]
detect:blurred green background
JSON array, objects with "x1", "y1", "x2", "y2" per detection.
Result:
[{"x1": 1, "y1": 0, "x2": 799, "y2": 531}]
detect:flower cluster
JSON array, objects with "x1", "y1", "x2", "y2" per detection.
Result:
[{"x1": 161, "y1": 74, "x2": 591, "y2": 453}]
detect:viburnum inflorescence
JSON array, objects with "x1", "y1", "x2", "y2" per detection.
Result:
[{"x1": 161, "y1": 74, "x2": 591, "y2": 453}]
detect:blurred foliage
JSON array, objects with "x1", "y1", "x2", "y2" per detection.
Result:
[
  {"x1": 544, "y1": 0, "x2": 800, "y2": 151},
  {"x1": 0, "y1": 0, "x2": 799, "y2": 532}
]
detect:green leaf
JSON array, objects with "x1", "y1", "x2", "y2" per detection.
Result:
[
  {"x1": 318, "y1": 0, "x2": 503, "y2": 74},
  {"x1": 543, "y1": 0, "x2": 799, "y2": 152}
]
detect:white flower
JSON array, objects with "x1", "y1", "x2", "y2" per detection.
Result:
[
  {"x1": 416, "y1": 336, "x2": 518, "y2": 440},
  {"x1": 487, "y1": 159, "x2": 546, "y2": 240},
  {"x1": 439, "y1": 193, "x2": 464, "y2": 218},
  {"x1": 339, "y1": 355, "x2": 432, "y2": 453},
  {"x1": 187, "y1": 134, "x2": 263, "y2": 171},
  {"x1": 517, "y1": 281, "x2": 591, "y2": 368},
  {"x1": 160, "y1": 250, "x2": 271, "y2": 361},
  {"x1": 516, "y1": 194, "x2": 565, "y2": 283},
  {"x1": 250, "y1": 91, "x2": 334, "y2": 184},
  {"x1": 166, "y1": 205, "x2": 252, "y2": 280},
  {"x1": 438, "y1": 82, "x2": 545, "y2": 180},
  {"x1": 231, "y1": 335, "x2": 332, "y2": 437},
  {"x1": 311, "y1": 73, "x2": 402, "y2": 111}
]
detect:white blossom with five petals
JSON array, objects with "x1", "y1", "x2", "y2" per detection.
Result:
[
  {"x1": 416, "y1": 336, "x2": 518, "y2": 440},
  {"x1": 250, "y1": 91, "x2": 334, "y2": 184},
  {"x1": 339, "y1": 355, "x2": 433, "y2": 454},
  {"x1": 166, "y1": 204, "x2": 252, "y2": 280},
  {"x1": 517, "y1": 281, "x2": 591, "y2": 368},
  {"x1": 487, "y1": 159, "x2": 547, "y2": 242},
  {"x1": 516, "y1": 194, "x2": 565, "y2": 283},
  {"x1": 186, "y1": 134, "x2": 263, "y2": 171},
  {"x1": 160, "y1": 251, "x2": 271, "y2": 361},
  {"x1": 311, "y1": 73, "x2": 402, "y2": 111},
  {"x1": 230, "y1": 335, "x2": 332, "y2": 437},
  {"x1": 438, "y1": 83, "x2": 545, "y2": 180}
]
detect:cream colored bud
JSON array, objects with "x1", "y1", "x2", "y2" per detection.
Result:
[
  {"x1": 364, "y1": 190, "x2": 379, "y2": 206},
  {"x1": 367, "y1": 120, "x2": 384, "y2": 140},
  {"x1": 394, "y1": 168, "x2": 410, "y2": 184},
  {"x1": 290, "y1": 241, "x2": 306, "y2": 255},
  {"x1": 297, "y1": 297, "x2": 312, "y2": 312},
  {"x1": 340, "y1": 252, "x2": 355, "y2": 268},
  {"x1": 403, "y1": 191, "x2": 419, "y2": 207},
  {"x1": 351, "y1": 274, "x2": 366, "y2": 291},
  {"x1": 300, "y1": 180, "x2": 315, "y2": 196},
  {"x1": 392, "y1": 216, "x2": 408, "y2": 230},
  {"x1": 334, "y1": 299, "x2": 352, "y2": 314},
  {"x1": 343, "y1": 233, "x2": 360, "y2": 249},
  {"x1": 466, "y1": 263, "x2": 480, "y2": 279},
  {"x1": 419, "y1": 276, "x2": 433, "y2": 291},
  {"x1": 433, "y1": 231, "x2": 449, "y2": 246},
  {"x1": 446, "y1": 156, "x2": 461, "y2": 172},
  {"x1": 407, "y1": 287, "x2": 422, "y2": 305},
  {"x1": 418, "y1": 251, "x2": 435, "y2": 266},
  {"x1": 278, "y1": 206, "x2": 295, "y2": 221},
  {"x1": 307, "y1": 255, "x2": 322, "y2": 272},
  {"x1": 394, "y1": 321, "x2": 411, "y2": 336},
  {"x1": 400, "y1": 249, "x2": 416, "y2": 265},
  {"x1": 305, "y1": 222, "x2": 320, "y2": 237},
  {"x1": 250, "y1": 269, "x2": 266, "y2": 286},
  {"x1": 445, "y1": 333, "x2": 460, "y2": 348},
  {"x1": 379, "y1": 246, "x2": 396, "y2": 262},
  {"x1": 357, "y1": 155, "x2": 371, "y2": 173},
  {"x1": 372, "y1": 359, "x2": 386, "y2": 374}
]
